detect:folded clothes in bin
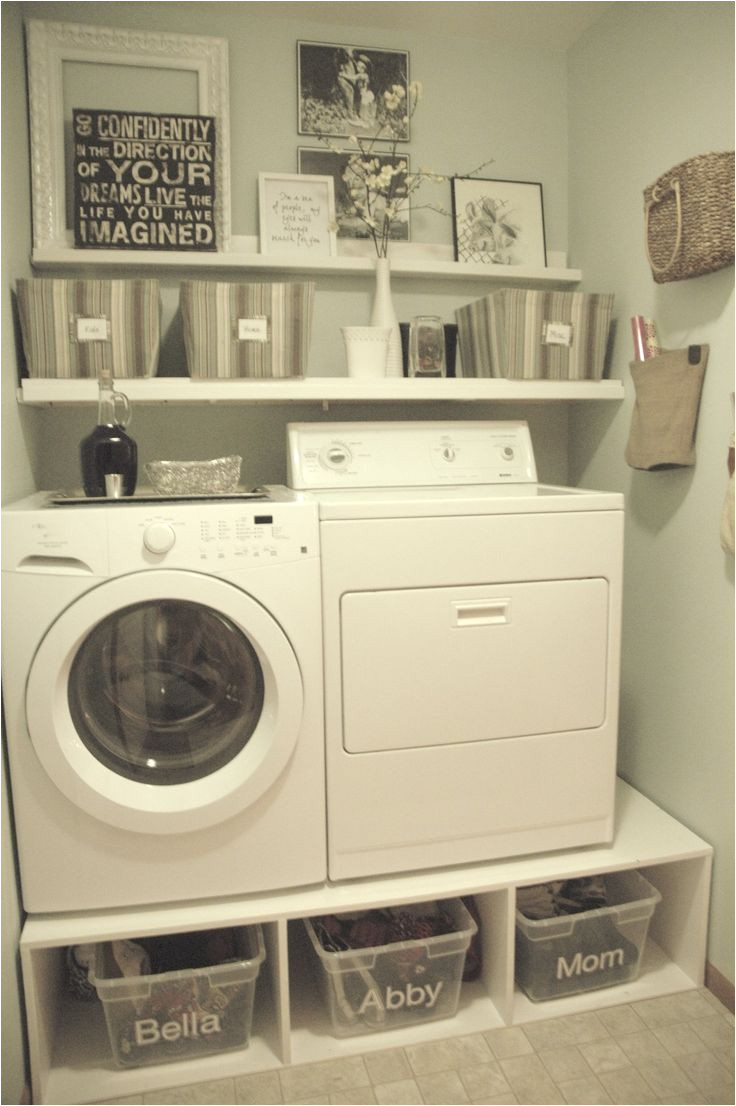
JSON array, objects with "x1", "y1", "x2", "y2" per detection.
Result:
[
  {"x1": 517, "y1": 876, "x2": 608, "y2": 920},
  {"x1": 312, "y1": 902, "x2": 456, "y2": 951}
]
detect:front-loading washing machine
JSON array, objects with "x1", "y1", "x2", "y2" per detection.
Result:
[
  {"x1": 286, "y1": 420, "x2": 624, "y2": 881},
  {"x1": 1, "y1": 488, "x2": 326, "y2": 912}
]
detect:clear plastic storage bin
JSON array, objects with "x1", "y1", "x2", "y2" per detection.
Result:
[
  {"x1": 304, "y1": 899, "x2": 477, "y2": 1038},
  {"x1": 90, "y1": 926, "x2": 265, "y2": 1068},
  {"x1": 515, "y1": 870, "x2": 661, "y2": 1002}
]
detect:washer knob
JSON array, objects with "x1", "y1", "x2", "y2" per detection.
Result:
[
  {"x1": 321, "y1": 442, "x2": 352, "y2": 470},
  {"x1": 143, "y1": 522, "x2": 176, "y2": 554}
]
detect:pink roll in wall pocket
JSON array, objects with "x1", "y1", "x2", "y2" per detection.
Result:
[{"x1": 631, "y1": 316, "x2": 662, "y2": 361}]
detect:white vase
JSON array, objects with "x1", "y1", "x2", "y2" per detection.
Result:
[{"x1": 370, "y1": 256, "x2": 404, "y2": 378}]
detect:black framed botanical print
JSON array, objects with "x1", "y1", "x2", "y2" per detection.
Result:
[
  {"x1": 451, "y1": 177, "x2": 547, "y2": 267},
  {"x1": 297, "y1": 41, "x2": 410, "y2": 140}
]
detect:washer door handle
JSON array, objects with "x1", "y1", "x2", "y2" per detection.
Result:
[{"x1": 452, "y1": 598, "x2": 511, "y2": 626}]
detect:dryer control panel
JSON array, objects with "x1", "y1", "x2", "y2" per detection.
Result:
[{"x1": 287, "y1": 420, "x2": 538, "y2": 488}]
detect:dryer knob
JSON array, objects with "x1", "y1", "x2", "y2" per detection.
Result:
[{"x1": 143, "y1": 522, "x2": 176, "y2": 554}]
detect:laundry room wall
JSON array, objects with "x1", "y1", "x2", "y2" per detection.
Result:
[{"x1": 567, "y1": 1, "x2": 735, "y2": 990}]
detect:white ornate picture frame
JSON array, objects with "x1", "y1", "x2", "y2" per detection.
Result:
[{"x1": 26, "y1": 20, "x2": 231, "y2": 255}]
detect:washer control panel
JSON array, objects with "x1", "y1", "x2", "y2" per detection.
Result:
[
  {"x1": 2, "y1": 493, "x2": 321, "y2": 577},
  {"x1": 287, "y1": 421, "x2": 537, "y2": 488},
  {"x1": 104, "y1": 501, "x2": 319, "y2": 573}
]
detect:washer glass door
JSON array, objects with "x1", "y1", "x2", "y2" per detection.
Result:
[
  {"x1": 68, "y1": 599, "x2": 264, "y2": 786},
  {"x1": 26, "y1": 570, "x2": 303, "y2": 834}
]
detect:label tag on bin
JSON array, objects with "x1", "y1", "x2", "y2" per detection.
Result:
[
  {"x1": 237, "y1": 317, "x2": 269, "y2": 342},
  {"x1": 542, "y1": 321, "x2": 573, "y2": 347},
  {"x1": 75, "y1": 316, "x2": 111, "y2": 342}
]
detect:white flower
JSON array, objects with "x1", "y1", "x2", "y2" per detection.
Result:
[{"x1": 314, "y1": 73, "x2": 485, "y2": 258}]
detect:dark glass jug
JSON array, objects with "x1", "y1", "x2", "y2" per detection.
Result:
[{"x1": 80, "y1": 374, "x2": 137, "y2": 497}]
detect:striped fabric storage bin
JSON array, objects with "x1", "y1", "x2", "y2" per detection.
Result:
[
  {"x1": 180, "y1": 281, "x2": 315, "y2": 379},
  {"x1": 16, "y1": 279, "x2": 160, "y2": 379},
  {"x1": 455, "y1": 289, "x2": 615, "y2": 380}
]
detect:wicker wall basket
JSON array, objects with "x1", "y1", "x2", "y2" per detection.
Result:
[{"x1": 644, "y1": 151, "x2": 735, "y2": 284}]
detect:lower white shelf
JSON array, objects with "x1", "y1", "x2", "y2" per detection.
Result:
[
  {"x1": 18, "y1": 375, "x2": 625, "y2": 406},
  {"x1": 20, "y1": 782, "x2": 712, "y2": 1105}
]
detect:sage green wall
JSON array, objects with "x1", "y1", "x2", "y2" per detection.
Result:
[{"x1": 567, "y1": 1, "x2": 735, "y2": 983}]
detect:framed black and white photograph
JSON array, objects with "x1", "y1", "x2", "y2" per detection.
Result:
[
  {"x1": 258, "y1": 172, "x2": 337, "y2": 256},
  {"x1": 297, "y1": 41, "x2": 410, "y2": 140},
  {"x1": 298, "y1": 147, "x2": 410, "y2": 243},
  {"x1": 451, "y1": 177, "x2": 547, "y2": 267}
]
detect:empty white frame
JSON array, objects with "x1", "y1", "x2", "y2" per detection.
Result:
[{"x1": 26, "y1": 20, "x2": 231, "y2": 253}]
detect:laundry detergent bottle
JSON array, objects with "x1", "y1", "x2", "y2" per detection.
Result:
[{"x1": 80, "y1": 370, "x2": 137, "y2": 497}]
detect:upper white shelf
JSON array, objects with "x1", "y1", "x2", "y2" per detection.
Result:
[
  {"x1": 30, "y1": 246, "x2": 581, "y2": 286},
  {"x1": 18, "y1": 376, "x2": 624, "y2": 406}
]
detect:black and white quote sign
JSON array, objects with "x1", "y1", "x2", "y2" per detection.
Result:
[{"x1": 73, "y1": 109, "x2": 217, "y2": 250}]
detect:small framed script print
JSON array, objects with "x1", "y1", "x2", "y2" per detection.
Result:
[{"x1": 258, "y1": 172, "x2": 337, "y2": 256}]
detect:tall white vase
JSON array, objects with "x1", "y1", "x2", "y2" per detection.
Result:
[{"x1": 370, "y1": 256, "x2": 404, "y2": 378}]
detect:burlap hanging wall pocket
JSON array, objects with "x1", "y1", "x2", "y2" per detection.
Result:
[
  {"x1": 625, "y1": 345, "x2": 708, "y2": 470},
  {"x1": 644, "y1": 152, "x2": 734, "y2": 283}
]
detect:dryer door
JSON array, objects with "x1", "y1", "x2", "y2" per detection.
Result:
[{"x1": 26, "y1": 570, "x2": 303, "y2": 833}]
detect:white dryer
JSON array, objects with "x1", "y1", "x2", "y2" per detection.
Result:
[
  {"x1": 1, "y1": 489, "x2": 326, "y2": 912},
  {"x1": 287, "y1": 421, "x2": 624, "y2": 881}
]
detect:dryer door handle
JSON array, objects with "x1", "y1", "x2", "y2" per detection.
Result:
[{"x1": 452, "y1": 598, "x2": 511, "y2": 626}]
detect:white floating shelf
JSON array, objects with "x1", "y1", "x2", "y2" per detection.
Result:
[
  {"x1": 30, "y1": 246, "x2": 581, "y2": 285},
  {"x1": 18, "y1": 376, "x2": 624, "y2": 407}
]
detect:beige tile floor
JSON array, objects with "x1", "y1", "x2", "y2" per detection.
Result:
[{"x1": 98, "y1": 989, "x2": 734, "y2": 1106}]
